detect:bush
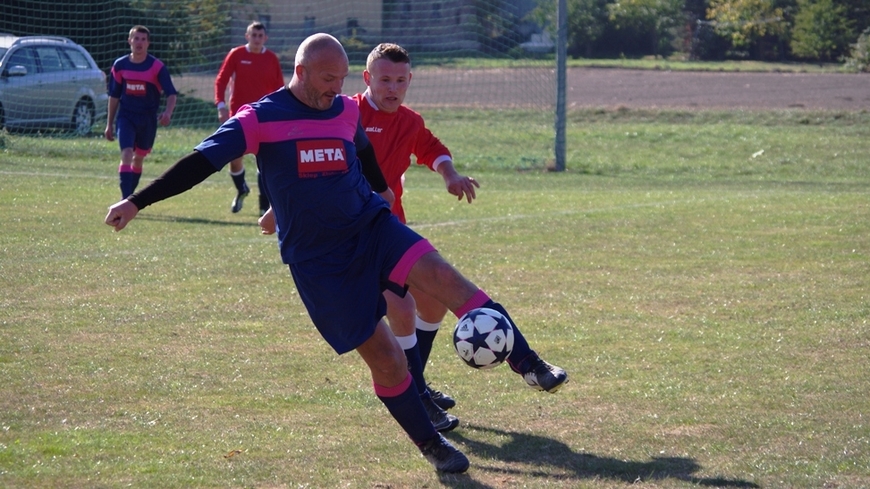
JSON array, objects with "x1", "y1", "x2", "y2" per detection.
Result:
[{"x1": 843, "y1": 27, "x2": 870, "y2": 72}]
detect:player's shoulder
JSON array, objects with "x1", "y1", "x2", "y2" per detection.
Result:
[
  {"x1": 396, "y1": 104, "x2": 424, "y2": 122},
  {"x1": 229, "y1": 45, "x2": 249, "y2": 56},
  {"x1": 146, "y1": 54, "x2": 168, "y2": 69}
]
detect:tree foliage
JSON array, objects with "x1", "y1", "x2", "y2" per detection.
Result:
[
  {"x1": 608, "y1": 0, "x2": 686, "y2": 55},
  {"x1": 128, "y1": 0, "x2": 230, "y2": 71},
  {"x1": 706, "y1": 0, "x2": 787, "y2": 48},
  {"x1": 790, "y1": 0, "x2": 855, "y2": 60},
  {"x1": 530, "y1": 0, "x2": 611, "y2": 58}
]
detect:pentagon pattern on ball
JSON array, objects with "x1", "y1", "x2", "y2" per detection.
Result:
[{"x1": 453, "y1": 307, "x2": 514, "y2": 369}]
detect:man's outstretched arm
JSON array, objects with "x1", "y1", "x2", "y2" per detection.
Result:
[{"x1": 105, "y1": 151, "x2": 218, "y2": 231}]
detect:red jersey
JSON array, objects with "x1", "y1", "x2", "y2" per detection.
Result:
[
  {"x1": 352, "y1": 92, "x2": 452, "y2": 223},
  {"x1": 215, "y1": 46, "x2": 285, "y2": 115}
]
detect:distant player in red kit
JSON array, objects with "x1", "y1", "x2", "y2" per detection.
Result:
[
  {"x1": 105, "y1": 25, "x2": 177, "y2": 199},
  {"x1": 215, "y1": 21, "x2": 285, "y2": 215}
]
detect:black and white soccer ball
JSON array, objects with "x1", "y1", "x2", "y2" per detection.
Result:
[{"x1": 453, "y1": 307, "x2": 514, "y2": 369}]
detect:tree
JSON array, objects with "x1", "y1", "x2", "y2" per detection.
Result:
[
  {"x1": 531, "y1": 0, "x2": 612, "y2": 58},
  {"x1": 706, "y1": 0, "x2": 787, "y2": 50},
  {"x1": 128, "y1": 0, "x2": 230, "y2": 71},
  {"x1": 790, "y1": 0, "x2": 855, "y2": 60},
  {"x1": 608, "y1": 0, "x2": 686, "y2": 57}
]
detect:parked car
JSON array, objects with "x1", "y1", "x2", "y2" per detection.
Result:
[{"x1": 0, "y1": 34, "x2": 108, "y2": 136}]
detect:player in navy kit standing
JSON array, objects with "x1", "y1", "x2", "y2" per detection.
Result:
[
  {"x1": 104, "y1": 33, "x2": 567, "y2": 473},
  {"x1": 104, "y1": 25, "x2": 177, "y2": 198}
]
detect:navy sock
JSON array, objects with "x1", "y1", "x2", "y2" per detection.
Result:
[
  {"x1": 375, "y1": 374, "x2": 437, "y2": 445},
  {"x1": 119, "y1": 172, "x2": 135, "y2": 198},
  {"x1": 404, "y1": 344, "x2": 428, "y2": 396},
  {"x1": 416, "y1": 328, "x2": 438, "y2": 372},
  {"x1": 131, "y1": 172, "x2": 142, "y2": 194},
  {"x1": 482, "y1": 300, "x2": 536, "y2": 374},
  {"x1": 231, "y1": 169, "x2": 248, "y2": 192}
]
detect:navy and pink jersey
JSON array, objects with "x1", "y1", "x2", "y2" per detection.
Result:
[
  {"x1": 195, "y1": 89, "x2": 389, "y2": 264},
  {"x1": 109, "y1": 54, "x2": 177, "y2": 114}
]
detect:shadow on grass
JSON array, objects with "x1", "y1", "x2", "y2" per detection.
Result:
[
  {"x1": 439, "y1": 424, "x2": 760, "y2": 488},
  {"x1": 137, "y1": 214, "x2": 258, "y2": 228}
]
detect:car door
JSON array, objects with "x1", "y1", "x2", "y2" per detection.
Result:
[
  {"x1": 32, "y1": 45, "x2": 71, "y2": 122},
  {"x1": 1, "y1": 46, "x2": 43, "y2": 126}
]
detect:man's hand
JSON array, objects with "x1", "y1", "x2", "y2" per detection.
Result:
[
  {"x1": 104, "y1": 200, "x2": 139, "y2": 231},
  {"x1": 443, "y1": 172, "x2": 479, "y2": 203},
  {"x1": 437, "y1": 160, "x2": 479, "y2": 203},
  {"x1": 379, "y1": 187, "x2": 396, "y2": 208},
  {"x1": 217, "y1": 107, "x2": 230, "y2": 124},
  {"x1": 259, "y1": 207, "x2": 276, "y2": 235},
  {"x1": 157, "y1": 111, "x2": 173, "y2": 127}
]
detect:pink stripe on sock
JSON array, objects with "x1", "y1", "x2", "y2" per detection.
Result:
[
  {"x1": 455, "y1": 289, "x2": 491, "y2": 318},
  {"x1": 388, "y1": 239, "x2": 436, "y2": 286},
  {"x1": 373, "y1": 372, "x2": 413, "y2": 398},
  {"x1": 119, "y1": 164, "x2": 134, "y2": 173}
]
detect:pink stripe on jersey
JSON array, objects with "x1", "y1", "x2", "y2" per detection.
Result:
[
  {"x1": 388, "y1": 239, "x2": 436, "y2": 286},
  {"x1": 373, "y1": 372, "x2": 413, "y2": 398},
  {"x1": 115, "y1": 59, "x2": 165, "y2": 93},
  {"x1": 455, "y1": 289, "x2": 491, "y2": 318},
  {"x1": 257, "y1": 117, "x2": 358, "y2": 143},
  {"x1": 235, "y1": 106, "x2": 259, "y2": 155},
  {"x1": 233, "y1": 99, "x2": 359, "y2": 156}
]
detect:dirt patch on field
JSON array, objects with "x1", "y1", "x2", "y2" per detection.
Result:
[
  {"x1": 174, "y1": 68, "x2": 869, "y2": 111},
  {"x1": 564, "y1": 68, "x2": 870, "y2": 111}
]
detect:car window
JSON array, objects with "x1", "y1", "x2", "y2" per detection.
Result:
[
  {"x1": 60, "y1": 47, "x2": 92, "y2": 70},
  {"x1": 5, "y1": 47, "x2": 38, "y2": 75},
  {"x1": 35, "y1": 46, "x2": 64, "y2": 73}
]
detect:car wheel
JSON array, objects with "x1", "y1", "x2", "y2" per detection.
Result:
[{"x1": 72, "y1": 100, "x2": 95, "y2": 136}]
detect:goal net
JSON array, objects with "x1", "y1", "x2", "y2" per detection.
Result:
[{"x1": 1, "y1": 0, "x2": 556, "y2": 168}]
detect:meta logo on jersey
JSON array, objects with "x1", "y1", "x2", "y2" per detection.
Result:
[
  {"x1": 297, "y1": 139, "x2": 349, "y2": 177},
  {"x1": 125, "y1": 81, "x2": 147, "y2": 96}
]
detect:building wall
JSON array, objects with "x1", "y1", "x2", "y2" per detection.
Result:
[
  {"x1": 229, "y1": 0, "x2": 383, "y2": 54},
  {"x1": 226, "y1": 1, "x2": 539, "y2": 56}
]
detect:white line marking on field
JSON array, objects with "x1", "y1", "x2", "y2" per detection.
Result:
[{"x1": 410, "y1": 199, "x2": 708, "y2": 230}]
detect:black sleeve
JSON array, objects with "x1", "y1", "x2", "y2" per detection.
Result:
[
  {"x1": 357, "y1": 143, "x2": 388, "y2": 193},
  {"x1": 128, "y1": 151, "x2": 218, "y2": 210}
]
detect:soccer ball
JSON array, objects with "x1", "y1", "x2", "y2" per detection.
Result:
[{"x1": 453, "y1": 307, "x2": 514, "y2": 369}]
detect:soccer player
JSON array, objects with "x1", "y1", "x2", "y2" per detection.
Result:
[
  {"x1": 214, "y1": 21, "x2": 285, "y2": 215},
  {"x1": 104, "y1": 33, "x2": 567, "y2": 473},
  {"x1": 104, "y1": 25, "x2": 177, "y2": 199},
  {"x1": 352, "y1": 43, "x2": 480, "y2": 415}
]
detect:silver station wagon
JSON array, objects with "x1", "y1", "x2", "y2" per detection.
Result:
[{"x1": 0, "y1": 34, "x2": 108, "y2": 136}]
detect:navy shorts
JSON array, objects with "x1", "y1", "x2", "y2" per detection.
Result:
[
  {"x1": 289, "y1": 209, "x2": 436, "y2": 354},
  {"x1": 116, "y1": 110, "x2": 157, "y2": 155}
]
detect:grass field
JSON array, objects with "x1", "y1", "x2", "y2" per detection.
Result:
[{"x1": 1, "y1": 107, "x2": 869, "y2": 488}]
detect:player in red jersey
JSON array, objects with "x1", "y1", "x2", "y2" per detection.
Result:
[
  {"x1": 215, "y1": 21, "x2": 285, "y2": 215},
  {"x1": 352, "y1": 43, "x2": 481, "y2": 416}
]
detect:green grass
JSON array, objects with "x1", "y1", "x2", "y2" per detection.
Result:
[{"x1": 1, "y1": 107, "x2": 869, "y2": 488}]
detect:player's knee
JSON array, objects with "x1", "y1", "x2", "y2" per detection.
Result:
[
  {"x1": 384, "y1": 290, "x2": 417, "y2": 336},
  {"x1": 370, "y1": 347, "x2": 408, "y2": 377}
]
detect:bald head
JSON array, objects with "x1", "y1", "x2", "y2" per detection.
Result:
[
  {"x1": 295, "y1": 33, "x2": 347, "y2": 68},
  {"x1": 290, "y1": 33, "x2": 349, "y2": 110}
]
